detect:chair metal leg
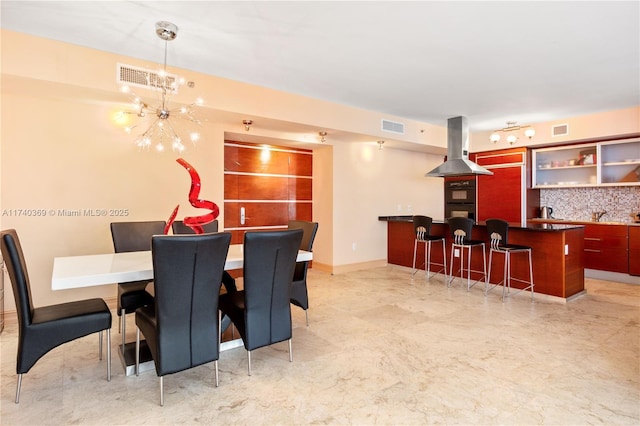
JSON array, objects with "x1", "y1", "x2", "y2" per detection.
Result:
[
  {"x1": 135, "y1": 328, "x2": 140, "y2": 376},
  {"x1": 466, "y1": 246, "x2": 472, "y2": 291},
  {"x1": 502, "y1": 251, "x2": 510, "y2": 302},
  {"x1": 118, "y1": 315, "x2": 121, "y2": 334},
  {"x1": 411, "y1": 239, "x2": 419, "y2": 275},
  {"x1": 99, "y1": 330, "x2": 103, "y2": 360},
  {"x1": 247, "y1": 351, "x2": 252, "y2": 376},
  {"x1": 426, "y1": 240, "x2": 431, "y2": 279},
  {"x1": 121, "y1": 308, "x2": 126, "y2": 349},
  {"x1": 288, "y1": 338, "x2": 293, "y2": 362},
  {"x1": 15, "y1": 374, "x2": 22, "y2": 404},
  {"x1": 214, "y1": 360, "x2": 219, "y2": 387},
  {"x1": 106, "y1": 329, "x2": 111, "y2": 382},
  {"x1": 160, "y1": 376, "x2": 164, "y2": 406}
]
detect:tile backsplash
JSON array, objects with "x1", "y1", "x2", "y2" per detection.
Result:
[{"x1": 540, "y1": 186, "x2": 640, "y2": 223}]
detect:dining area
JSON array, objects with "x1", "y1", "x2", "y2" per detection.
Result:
[{"x1": 0, "y1": 219, "x2": 318, "y2": 407}]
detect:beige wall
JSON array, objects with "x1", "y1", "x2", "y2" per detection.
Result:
[{"x1": 0, "y1": 30, "x2": 446, "y2": 314}]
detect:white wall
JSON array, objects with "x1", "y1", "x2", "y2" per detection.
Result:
[{"x1": 331, "y1": 139, "x2": 444, "y2": 269}]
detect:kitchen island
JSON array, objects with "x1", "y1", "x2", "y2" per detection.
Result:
[{"x1": 379, "y1": 216, "x2": 585, "y2": 299}]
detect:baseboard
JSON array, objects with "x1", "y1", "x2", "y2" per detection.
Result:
[{"x1": 312, "y1": 260, "x2": 388, "y2": 275}]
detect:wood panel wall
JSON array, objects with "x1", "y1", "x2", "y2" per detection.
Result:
[{"x1": 224, "y1": 141, "x2": 313, "y2": 244}]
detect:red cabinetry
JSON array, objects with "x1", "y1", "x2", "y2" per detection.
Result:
[
  {"x1": 629, "y1": 226, "x2": 640, "y2": 276},
  {"x1": 471, "y1": 148, "x2": 539, "y2": 226},
  {"x1": 583, "y1": 224, "x2": 628, "y2": 273}
]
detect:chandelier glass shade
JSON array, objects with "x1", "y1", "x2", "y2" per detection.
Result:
[{"x1": 120, "y1": 22, "x2": 202, "y2": 152}]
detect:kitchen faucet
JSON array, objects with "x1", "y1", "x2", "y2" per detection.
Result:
[{"x1": 591, "y1": 211, "x2": 607, "y2": 222}]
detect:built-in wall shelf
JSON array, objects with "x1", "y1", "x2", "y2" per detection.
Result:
[{"x1": 533, "y1": 137, "x2": 640, "y2": 188}]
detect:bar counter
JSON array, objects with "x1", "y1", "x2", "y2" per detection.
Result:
[{"x1": 379, "y1": 215, "x2": 585, "y2": 299}]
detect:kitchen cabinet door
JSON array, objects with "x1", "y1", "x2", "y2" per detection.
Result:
[
  {"x1": 473, "y1": 148, "x2": 538, "y2": 226},
  {"x1": 477, "y1": 166, "x2": 523, "y2": 224},
  {"x1": 583, "y1": 224, "x2": 628, "y2": 273},
  {"x1": 629, "y1": 227, "x2": 640, "y2": 276}
]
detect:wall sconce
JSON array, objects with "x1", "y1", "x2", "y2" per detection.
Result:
[
  {"x1": 489, "y1": 121, "x2": 535, "y2": 145},
  {"x1": 319, "y1": 131, "x2": 327, "y2": 143},
  {"x1": 243, "y1": 120, "x2": 253, "y2": 131},
  {"x1": 377, "y1": 140, "x2": 385, "y2": 150}
]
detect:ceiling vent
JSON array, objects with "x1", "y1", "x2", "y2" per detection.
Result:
[
  {"x1": 381, "y1": 119, "x2": 405, "y2": 134},
  {"x1": 552, "y1": 123, "x2": 569, "y2": 137},
  {"x1": 117, "y1": 63, "x2": 178, "y2": 93}
]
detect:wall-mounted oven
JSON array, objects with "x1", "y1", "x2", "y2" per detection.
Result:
[{"x1": 444, "y1": 178, "x2": 476, "y2": 221}]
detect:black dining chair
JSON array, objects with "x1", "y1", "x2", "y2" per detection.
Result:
[
  {"x1": 171, "y1": 219, "x2": 237, "y2": 294},
  {"x1": 171, "y1": 219, "x2": 218, "y2": 234},
  {"x1": 110, "y1": 221, "x2": 165, "y2": 348},
  {"x1": 1, "y1": 229, "x2": 112, "y2": 403},
  {"x1": 135, "y1": 232, "x2": 232, "y2": 406},
  {"x1": 219, "y1": 229, "x2": 303, "y2": 375},
  {"x1": 287, "y1": 220, "x2": 319, "y2": 326}
]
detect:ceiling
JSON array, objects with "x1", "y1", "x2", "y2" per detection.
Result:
[{"x1": 1, "y1": 1, "x2": 639, "y2": 135}]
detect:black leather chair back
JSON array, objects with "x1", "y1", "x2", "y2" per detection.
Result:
[
  {"x1": 110, "y1": 221, "x2": 166, "y2": 253},
  {"x1": 412, "y1": 215, "x2": 433, "y2": 241},
  {"x1": 171, "y1": 220, "x2": 218, "y2": 235},
  {"x1": 148, "y1": 232, "x2": 231, "y2": 375},
  {"x1": 486, "y1": 218, "x2": 509, "y2": 245},
  {"x1": 447, "y1": 217, "x2": 474, "y2": 243},
  {"x1": 287, "y1": 221, "x2": 318, "y2": 281},
  {"x1": 1, "y1": 230, "x2": 34, "y2": 331},
  {"x1": 242, "y1": 229, "x2": 303, "y2": 350}
]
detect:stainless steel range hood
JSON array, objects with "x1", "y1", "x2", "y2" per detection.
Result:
[{"x1": 425, "y1": 116, "x2": 493, "y2": 177}]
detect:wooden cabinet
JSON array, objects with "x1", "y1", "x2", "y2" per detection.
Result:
[
  {"x1": 583, "y1": 224, "x2": 628, "y2": 273},
  {"x1": 532, "y1": 137, "x2": 640, "y2": 188},
  {"x1": 472, "y1": 148, "x2": 539, "y2": 226},
  {"x1": 629, "y1": 227, "x2": 640, "y2": 276}
]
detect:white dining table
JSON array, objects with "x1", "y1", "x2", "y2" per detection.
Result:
[
  {"x1": 51, "y1": 243, "x2": 312, "y2": 375},
  {"x1": 52, "y1": 244, "x2": 312, "y2": 290}
]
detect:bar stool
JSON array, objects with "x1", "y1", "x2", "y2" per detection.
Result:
[
  {"x1": 411, "y1": 215, "x2": 447, "y2": 281},
  {"x1": 485, "y1": 219, "x2": 534, "y2": 302},
  {"x1": 447, "y1": 217, "x2": 487, "y2": 291}
]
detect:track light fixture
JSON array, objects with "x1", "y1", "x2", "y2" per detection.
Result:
[
  {"x1": 319, "y1": 131, "x2": 327, "y2": 143},
  {"x1": 377, "y1": 140, "x2": 385, "y2": 150},
  {"x1": 489, "y1": 121, "x2": 535, "y2": 145},
  {"x1": 243, "y1": 120, "x2": 253, "y2": 131}
]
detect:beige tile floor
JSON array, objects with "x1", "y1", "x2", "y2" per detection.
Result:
[{"x1": 1, "y1": 266, "x2": 639, "y2": 425}]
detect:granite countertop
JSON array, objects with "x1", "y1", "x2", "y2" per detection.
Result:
[
  {"x1": 528, "y1": 218, "x2": 640, "y2": 227},
  {"x1": 378, "y1": 216, "x2": 585, "y2": 231}
]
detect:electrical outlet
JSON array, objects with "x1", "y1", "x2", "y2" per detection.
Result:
[
  {"x1": 352, "y1": 243, "x2": 357, "y2": 251},
  {"x1": 454, "y1": 249, "x2": 460, "y2": 257},
  {"x1": 397, "y1": 204, "x2": 402, "y2": 212},
  {"x1": 407, "y1": 204, "x2": 412, "y2": 212},
  {"x1": 565, "y1": 244, "x2": 569, "y2": 255}
]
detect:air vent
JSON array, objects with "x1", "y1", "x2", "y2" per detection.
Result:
[
  {"x1": 552, "y1": 123, "x2": 569, "y2": 137},
  {"x1": 381, "y1": 119, "x2": 405, "y2": 134},
  {"x1": 117, "y1": 63, "x2": 178, "y2": 93}
]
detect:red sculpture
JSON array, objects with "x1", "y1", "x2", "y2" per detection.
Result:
[{"x1": 165, "y1": 158, "x2": 220, "y2": 234}]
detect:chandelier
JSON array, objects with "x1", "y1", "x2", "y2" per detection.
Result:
[
  {"x1": 120, "y1": 21, "x2": 202, "y2": 152},
  {"x1": 489, "y1": 121, "x2": 535, "y2": 145}
]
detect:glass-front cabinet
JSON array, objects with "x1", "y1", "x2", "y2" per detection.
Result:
[{"x1": 533, "y1": 138, "x2": 640, "y2": 188}]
